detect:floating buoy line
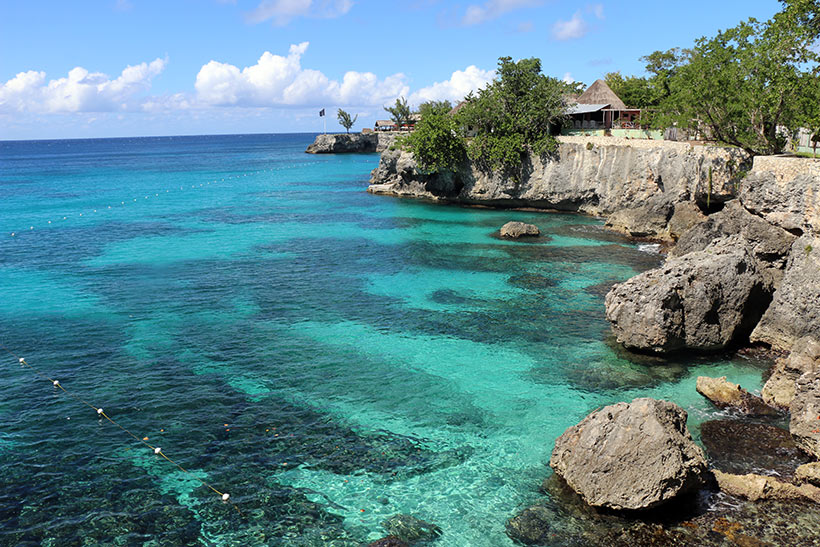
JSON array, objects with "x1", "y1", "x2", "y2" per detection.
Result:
[
  {"x1": 6, "y1": 161, "x2": 324, "y2": 239},
  {"x1": 1, "y1": 344, "x2": 241, "y2": 515}
]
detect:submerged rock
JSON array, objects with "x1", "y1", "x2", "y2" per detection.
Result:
[
  {"x1": 789, "y1": 369, "x2": 820, "y2": 459},
  {"x1": 751, "y1": 236, "x2": 820, "y2": 351},
  {"x1": 550, "y1": 398, "x2": 707, "y2": 511},
  {"x1": 713, "y1": 470, "x2": 820, "y2": 504},
  {"x1": 505, "y1": 505, "x2": 554, "y2": 545},
  {"x1": 500, "y1": 221, "x2": 540, "y2": 239},
  {"x1": 381, "y1": 514, "x2": 441, "y2": 543},
  {"x1": 605, "y1": 235, "x2": 771, "y2": 353},
  {"x1": 695, "y1": 376, "x2": 777, "y2": 416},
  {"x1": 367, "y1": 537, "x2": 409, "y2": 547},
  {"x1": 761, "y1": 337, "x2": 820, "y2": 409},
  {"x1": 699, "y1": 420, "x2": 809, "y2": 479}
]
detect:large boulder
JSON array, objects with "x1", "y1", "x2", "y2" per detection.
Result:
[
  {"x1": 695, "y1": 376, "x2": 777, "y2": 416},
  {"x1": 789, "y1": 369, "x2": 820, "y2": 459},
  {"x1": 500, "y1": 221, "x2": 540, "y2": 239},
  {"x1": 605, "y1": 235, "x2": 771, "y2": 353},
  {"x1": 750, "y1": 235, "x2": 820, "y2": 351},
  {"x1": 667, "y1": 201, "x2": 707, "y2": 241},
  {"x1": 761, "y1": 337, "x2": 820, "y2": 409},
  {"x1": 671, "y1": 200, "x2": 796, "y2": 288},
  {"x1": 603, "y1": 199, "x2": 672, "y2": 239},
  {"x1": 550, "y1": 398, "x2": 707, "y2": 511}
]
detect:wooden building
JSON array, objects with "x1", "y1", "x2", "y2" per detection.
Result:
[{"x1": 567, "y1": 79, "x2": 641, "y2": 131}]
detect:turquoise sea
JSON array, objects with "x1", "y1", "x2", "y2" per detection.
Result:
[{"x1": 0, "y1": 134, "x2": 772, "y2": 546}]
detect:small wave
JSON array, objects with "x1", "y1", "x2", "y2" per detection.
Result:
[{"x1": 637, "y1": 243, "x2": 662, "y2": 254}]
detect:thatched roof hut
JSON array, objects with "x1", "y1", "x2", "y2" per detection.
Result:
[{"x1": 576, "y1": 79, "x2": 626, "y2": 110}]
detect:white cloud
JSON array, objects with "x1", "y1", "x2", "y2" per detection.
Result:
[
  {"x1": 245, "y1": 0, "x2": 353, "y2": 26},
  {"x1": 0, "y1": 58, "x2": 167, "y2": 113},
  {"x1": 551, "y1": 12, "x2": 588, "y2": 40},
  {"x1": 409, "y1": 65, "x2": 495, "y2": 105},
  {"x1": 562, "y1": 72, "x2": 575, "y2": 84},
  {"x1": 461, "y1": 0, "x2": 541, "y2": 26},
  {"x1": 195, "y1": 42, "x2": 408, "y2": 107},
  {"x1": 589, "y1": 3, "x2": 604, "y2": 20}
]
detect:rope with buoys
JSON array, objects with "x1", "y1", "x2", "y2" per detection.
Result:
[{"x1": 1, "y1": 344, "x2": 241, "y2": 515}]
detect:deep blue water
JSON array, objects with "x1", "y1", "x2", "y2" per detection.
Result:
[{"x1": 0, "y1": 133, "x2": 771, "y2": 545}]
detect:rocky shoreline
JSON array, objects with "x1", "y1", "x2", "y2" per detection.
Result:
[{"x1": 366, "y1": 137, "x2": 820, "y2": 545}]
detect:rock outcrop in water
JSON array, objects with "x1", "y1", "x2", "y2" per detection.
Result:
[
  {"x1": 605, "y1": 236, "x2": 771, "y2": 353},
  {"x1": 695, "y1": 376, "x2": 776, "y2": 416},
  {"x1": 762, "y1": 337, "x2": 820, "y2": 409},
  {"x1": 499, "y1": 221, "x2": 540, "y2": 239},
  {"x1": 550, "y1": 397, "x2": 707, "y2": 511},
  {"x1": 306, "y1": 132, "x2": 400, "y2": 154}
]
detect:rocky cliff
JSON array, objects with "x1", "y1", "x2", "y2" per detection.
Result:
[
  {"x1": 368, "y1": 136, "x2": 751, "y2": 239},
  {"x1": 306, "y1": 132, "x2": 401, "y2": 154},
  {"x1": 368, "y1": 137, "x2": 820, "y2": 353}
]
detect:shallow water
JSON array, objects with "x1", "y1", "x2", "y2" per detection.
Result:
[{"x1": 0, "y1": 134, "x2": 773, "y2": 545}]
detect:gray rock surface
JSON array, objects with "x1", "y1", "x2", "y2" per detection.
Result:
[
  {"x1": 500, "y1": 221, "x2": 540, "y2": 239},
  {"x1": 667, "y1": 201, "x2": 707, "y2": 240},
  {"x1": 740, "y1": 169, "x2": 820, "y2": 235},
  {"x1": 550, "y1": 397, "x2": 707, "y2": 511},
  {"x1": 605, "y1": 236, "x2": 771, "y2": 353},
  {"x1": 789, "y1": 369, "x2": 820, "y2": 459},
  {"x1": 695, "y1": 376, "x2": 777, "y2": 416},
  {"x1": 369, "y1": 140, "x2": 750, "y2": 240},
  {"x1": 671, "y1": 201, "x2": 796, "y2": 288},
  {"x1": 762, "y1": 337, "x2": 820, "y2": 409},
  {"x1": 750, "y1": 236, "x2": 820, "y2": 351}
]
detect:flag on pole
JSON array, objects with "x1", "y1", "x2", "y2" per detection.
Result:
[{"x1": 319, "y1": 108, "x2": 325, "y2": 117}]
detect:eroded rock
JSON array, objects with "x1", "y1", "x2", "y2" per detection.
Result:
[
  {"x1": 795, "y1": 462, "x2": 820, "y2": 487},
  {"x1": 751, "y1": 236, "x2": 820, "y2": 351},
  {"x1": 761, "y1": 337, "x2": 820, "y2": 409},
  {"x1": 667, "y1": 201, "x2": 707, "y2": 241},
  {"x1": 713, "y1": 470, "x2": 820, "y2": 504},
  {"x1": 550, "y1": 398, "x2": 707, "y2": 511},
  {"x1": 696, "y1": 376, "x2": 777, "y2": 416},
  {"x1": 500, "y1": 221, "x2": 540, "y2": 239},
  {"x1": 789, "y1": 369, "x2": 820, "y2": 459},
  {"x1": 605, "y1": 236, "x2": 771, "y2": 353}
]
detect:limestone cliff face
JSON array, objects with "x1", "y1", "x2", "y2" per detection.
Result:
[
  {"x1": 368, "y1": 138, "x2": 751, "y2": 239},
  {"x1": 306, "y1": 132, "x2": 401, "y2": 154}
]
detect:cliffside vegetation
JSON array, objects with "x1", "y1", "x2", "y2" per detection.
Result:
[
  {"x1": 403, "y1": 57, "x2": 569, "y2": 178},
  {"x1": 614, "y1": 0, "x2": 819, "y2": 156}
]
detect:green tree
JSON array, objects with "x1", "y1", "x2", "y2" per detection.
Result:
[
  {"x1": 384, "y1": 97, "x2": 411, "y2": 130},
  {"x1": 336, "y1": 108, "x2": 357, "y2": 133},
  {"x1": 404, "y1": 107, "x2": 466, "y2": 173},
  {"x1": 655, "y1": 0, "x2": 819, "y2": 155},
  {"x1": 456, "y1": 57, "x2": 569, "y2": 176},
  {"x1": 604, "y1": 71, "x2": 654, "y2": 108},
  {"x1": 417, "y1": 100, "x2": 453, "y2": 117}
]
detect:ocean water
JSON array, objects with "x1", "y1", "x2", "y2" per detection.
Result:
[{"x1": 0, "y1": 134, "x2": 772, "y2": 546}]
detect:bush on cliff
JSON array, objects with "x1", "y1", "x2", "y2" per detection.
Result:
[
  {"x1": 403, "y1": 109, "x2": 466, "y2": 174},
  {"x1": 458, "y1": 57, "x2": 569, "y2": 177}
]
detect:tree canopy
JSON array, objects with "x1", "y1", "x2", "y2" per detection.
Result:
[
  {"x1": 336, "y1": 109, "x2": 357, "y2": 133},
  {"x1": 384, "y1": 97, "x2": 412, "y2": 129},
  {"x1": 457, "y1": 56, "x2": 569, "y2": 175},
  {"x1": 645, "y1": 0, "x2": 819, "y2": 155}
]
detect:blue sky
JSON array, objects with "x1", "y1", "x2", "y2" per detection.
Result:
[{"x1": 0, "y1": 0, "x2": 783, "y2": 140}]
